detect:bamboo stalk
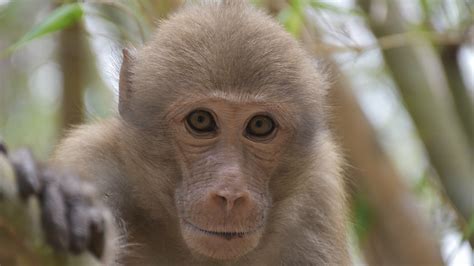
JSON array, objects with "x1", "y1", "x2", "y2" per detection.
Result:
[{"x1": 359, "y1": 0, "x2": 474, "y2": 232}]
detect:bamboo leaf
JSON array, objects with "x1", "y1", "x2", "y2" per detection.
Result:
[{"x1": 1, "y1": 3, "x2": 83, "y2": 57}]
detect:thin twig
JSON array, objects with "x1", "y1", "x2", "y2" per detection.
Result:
[{"x1": 314, "y1": 31, "x2": 466, "y2": 54}]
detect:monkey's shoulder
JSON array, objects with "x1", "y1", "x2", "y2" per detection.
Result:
[{"x1": 50, "y1": 118, "x2": 123, "y2": 177}]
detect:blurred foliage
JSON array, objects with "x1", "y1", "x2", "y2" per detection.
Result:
[
  {"x1": 278, "y1": 0, "x2": 305, "y2": 36},
  {"x1": 352, "y1": 191, "x2": 374, "y2": 243},
  {"x1": 465, "y1": 215, "x2": 474, "y2": 241}
]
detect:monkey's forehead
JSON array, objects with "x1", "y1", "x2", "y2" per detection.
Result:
[{"x1": 131, "y1": 2, "x2": 324, "y2": 100}]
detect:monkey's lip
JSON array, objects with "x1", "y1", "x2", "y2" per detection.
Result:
[{"x1": 183, "y1": 219, "x2": 263, "y2": 240}]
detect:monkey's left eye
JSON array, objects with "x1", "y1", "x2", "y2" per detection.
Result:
[
  {"x1": 186, "y1": 110, "x2": 217, "y2": 134},
  {"x1": 245, "y1": 115, "x2": 276, "y2": 139}
]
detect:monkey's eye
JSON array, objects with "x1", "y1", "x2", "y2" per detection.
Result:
[
  {"x1": 246, "y1": 115, "x2": 276, "y2": 139},
  {"x1": 186, "y1": 110, "x2": 217, "y2": 134}
]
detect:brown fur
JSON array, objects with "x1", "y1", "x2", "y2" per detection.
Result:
[{"x1": 52, "y1": 1, "x2": 350, "y2": 265}]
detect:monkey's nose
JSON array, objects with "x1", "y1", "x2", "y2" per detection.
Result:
[{"x1": 211, "y1": 189, "x2": 250, "y2": 213}]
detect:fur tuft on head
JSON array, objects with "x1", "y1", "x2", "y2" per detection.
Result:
[{"x1": 222, "y1": 0, "x2": 247, "y2": 6}]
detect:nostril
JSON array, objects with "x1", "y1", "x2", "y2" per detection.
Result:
[
  {"x1": 217, "y1": 194, "x2": 227, "y2": 205},
  {"x1": 212, "y1": 190, "x2": 248, "y2": 212}
]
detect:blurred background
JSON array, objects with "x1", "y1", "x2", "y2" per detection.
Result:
[{"x1": 0, "y1": 0, "x2": 472, "y2": 265}]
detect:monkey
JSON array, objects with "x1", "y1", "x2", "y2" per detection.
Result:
[{"x1": 14, "y1": 1, "x2": 351, "y2": 265}]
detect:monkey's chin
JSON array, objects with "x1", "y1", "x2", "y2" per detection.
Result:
[{"x1": 181, "y1": 220, "x2": 263, "y2": 260}]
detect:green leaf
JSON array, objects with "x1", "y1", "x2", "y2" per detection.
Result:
[
  {"x1": 277, "y1": 0, "x2": 305, "y2": 37},
  {"x1": 352, "y1": 192, "x2": 374, "y2": 242},
  {"x1": 463, "y1": 214, "x2": 474, "y2": 240},
  {"x1": 413, "y1": 172, "x2": 429, "y2": 194},
  {"x1": 1, "y1": 3, "x2": 83, "y2": 57}
]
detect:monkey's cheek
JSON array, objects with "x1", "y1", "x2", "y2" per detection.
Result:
[{"x1": 181, "y1": 225, "x2": 262, "y2": 261}]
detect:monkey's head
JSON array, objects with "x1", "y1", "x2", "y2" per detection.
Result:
[{"x1": 118, "y1": 1, "x2": 328, "y2": 261}]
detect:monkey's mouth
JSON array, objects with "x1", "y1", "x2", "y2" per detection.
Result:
[{"x1": 183, "y1": 219, "x2": 263, "y2": 240}]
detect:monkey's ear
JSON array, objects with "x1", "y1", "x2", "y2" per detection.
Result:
[{"x1": 119, "y1": 48, "x2": 135, "y2": 121}]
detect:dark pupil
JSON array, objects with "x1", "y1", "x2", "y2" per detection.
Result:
[
  {"x1": 197, "y1": 115, "x2": 205, "y2": 123},
  {"x1": 255, "y1": 120, "x2": 263, "y2": 128}
]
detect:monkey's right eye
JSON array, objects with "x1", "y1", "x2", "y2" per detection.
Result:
[{"x1": 186, "y1": 110, "x2": 217, "y2": 134}]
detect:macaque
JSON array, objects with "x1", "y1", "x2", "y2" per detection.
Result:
[{"x1": 18, "y1": 1, "x2": 350, "y2": 265}]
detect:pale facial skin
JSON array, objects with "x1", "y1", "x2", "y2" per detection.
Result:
[{"x1": 166, "y1": 95, "x2": 296, "y2": 260}]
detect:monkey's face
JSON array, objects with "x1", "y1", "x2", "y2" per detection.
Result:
[
  {"x1": 166, "y1": 96, "x2": 296, "y2": 260},
  {"x1": 121, "y1": 2, "x2": 325, "y2": 260}
]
